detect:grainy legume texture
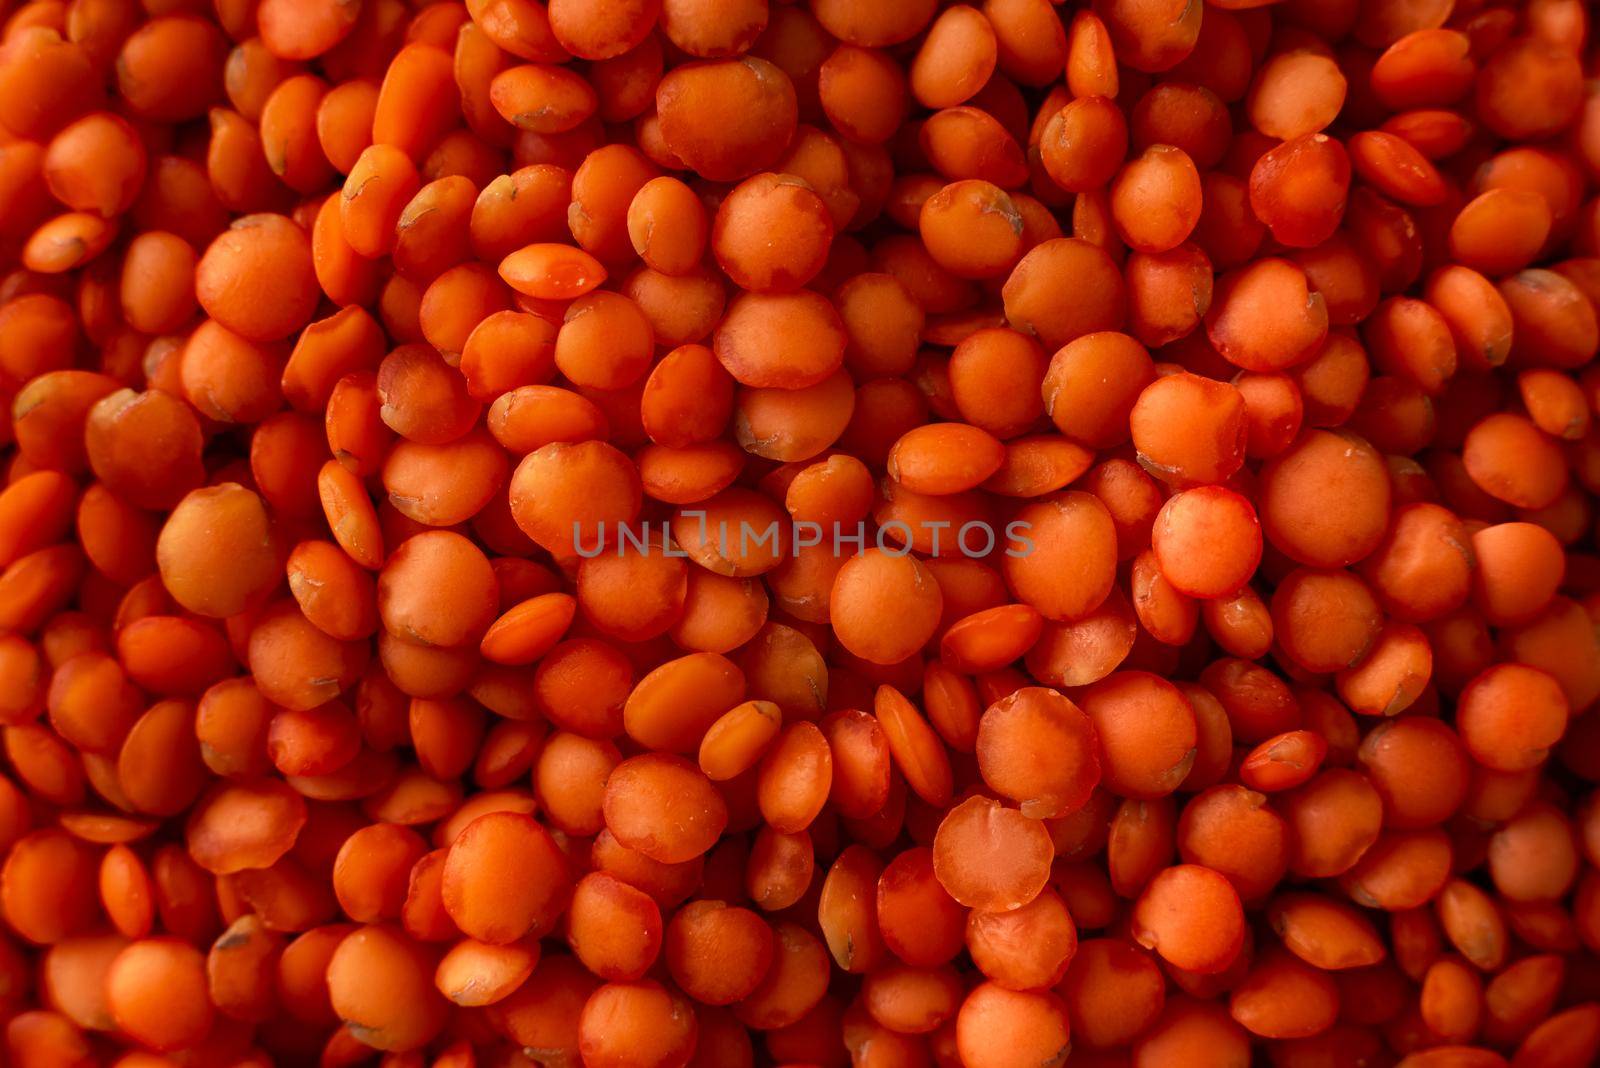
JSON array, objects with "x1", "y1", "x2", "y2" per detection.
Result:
[{"x1": 0, "y1": 0, "x2": 1598, "y2": 1066}]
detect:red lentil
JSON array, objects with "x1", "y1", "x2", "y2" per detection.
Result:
[{"x1": 0, "y1": 3, "x2": 1594, "y2": 1065}]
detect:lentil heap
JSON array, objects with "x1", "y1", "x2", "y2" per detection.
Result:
[{"x1": 0, "y1": 0, "x2": 1598, "y2": 1065}]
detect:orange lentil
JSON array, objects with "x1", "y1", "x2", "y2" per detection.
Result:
[
  {"x1": 442, "y1": 810, "x2": 571, "y2": 944},
  {"x1": 1134, "y1": 863, "x2": 1245, "y2": 975},
  {"x1": 931, "y1": 794, "x2": 1053, "y2": 912},
  {"x1": 830, "y1": 549, "x2": 943, "y2": 665},
  {"x1": 603, "y1": 754, "x2": 728, "y2": 864},
  {"x1": 325, "y1": 924, "x2": 448, "y2": 1051},
  {"x1": 1002, "y1": 237, "x2": 1124, "y2": 349},
  {"x1": 194, "y1": 213, "x2": 319, "y2": 342},
  {"x1": 665, "y1": 897, "x2": 774, "y2": 1006},
  {"x1": 105, "y1": 938, "x2": 213, "y2": 1050}
]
